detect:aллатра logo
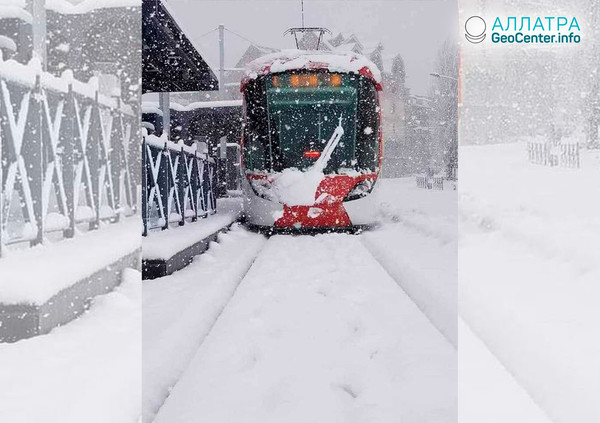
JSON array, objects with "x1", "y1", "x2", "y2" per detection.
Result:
[
  {"x1": 465, "y1": 16, "x2": 486, "y2": 43},
  {"x1": 465, "y1": 15, "x2": 581, "y2": 45}
]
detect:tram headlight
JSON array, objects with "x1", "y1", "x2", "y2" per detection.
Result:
[{"x1": 344, "y1": 179, "x2": 375, "y2": 202}]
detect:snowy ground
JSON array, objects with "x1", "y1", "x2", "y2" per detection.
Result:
[
  {"x1": 363, "y1": 178, "x2": 457, "y2": 346},
  {"x1": 0, "y1": 269, "x2": 141, "y2": 423},
  {"x1": 458, "y1": 318, "x2": 552, "y2": 423},
  {"x1": 460, "y1": 143, "x2": 600, "y2": 423},
  {"x1": 143, "y1": 177, "x2": 457, "y2": 423}
]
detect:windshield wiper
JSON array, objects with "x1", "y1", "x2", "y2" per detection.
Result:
[{"x1": 313, "y1": 115, "x2": 344, "y2": 173}]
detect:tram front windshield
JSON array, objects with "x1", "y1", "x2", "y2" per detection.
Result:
[{"x1": 243, "y1": 72, "x2": 379, "y2": 174}]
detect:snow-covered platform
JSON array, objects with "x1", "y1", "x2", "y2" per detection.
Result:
[
  {"x1": 0, "y1": 218, "x2": 140, "y2": 342},
  {"x1": 0, "y1": 270, "x2": 141, "y2": 423},
  {"x1": 142, "y1": 198, "x2": 242, "y2": 279}
]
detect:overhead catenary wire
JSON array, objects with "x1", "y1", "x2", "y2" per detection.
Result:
[
  {"x1": 192, "y1": 27, "x2": 219, "y2": 41},
  {"x1": 223, "y1": 27, "x2": 275, "y2": 51},
  {"x1": 191, "y1": 25, "x2": 280, "y2": 76}
]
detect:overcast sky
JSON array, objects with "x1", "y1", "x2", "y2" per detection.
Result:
[{"x1": 164, "y1": 0, "x2": 457, "y2": 95}]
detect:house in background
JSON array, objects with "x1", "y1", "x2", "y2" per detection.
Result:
[{"x1": 0, "y1": 0, "x2": 140, "y2": 106}]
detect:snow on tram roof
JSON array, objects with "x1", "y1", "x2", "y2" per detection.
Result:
[{"x1": 244, "y1": 49, "x2": 382, "y2": 84}]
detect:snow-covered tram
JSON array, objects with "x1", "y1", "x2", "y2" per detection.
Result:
[{"x1": 240, "y1": 50, "x2": 383, "y2": 231}]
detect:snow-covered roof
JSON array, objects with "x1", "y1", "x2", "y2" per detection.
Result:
[
  {"x1": 0, "y1": 1, "x2": 32, "y2": 23},
  {"x1": 235, "y1": 44, "x2": 280, "y2": 68},
  {"x1": 244, "y1": 49, "x2": 382, "y2": 84},
  {"x1": 335, "y1": 33, "x2": 362, "y2": 48},
  {"x1": 141, "y1": 103, "x2": 164, "y2": 116},
  {"x1": 253, "y1": 45, "x2": 278, "y2": 54},
  {"x1": 319, "y1": 39, "x2": 335, "y2": 51},
  {"x1": 171, "y1": 99, "x2": 242, "y2": 111},
  {"x1": 0, "y1": 35, "x2": 17, "y2": 52},
  {"x1": 362, "y1": 42, "x2": 383, "y2": 56},
  {"x1": 142, "y1": 99, "x2": 242, "y2": 112},
  {"x1": 45, "y1": 0, "x2": 140, "y2": 14},
  {"x1": 334, "y1": 42, "x2": 360, "y2": 53},
  {"x1": 0, "y1": 0, "x2": 26, "y2": 6}
]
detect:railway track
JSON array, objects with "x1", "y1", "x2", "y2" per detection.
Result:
[{"x1": 150, "y1": 230, "x2": 457, "y2": 423}]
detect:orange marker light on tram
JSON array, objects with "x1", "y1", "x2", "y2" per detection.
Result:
[{"x1": 330, "y1": 74, "x2": 342, "y2": 86}]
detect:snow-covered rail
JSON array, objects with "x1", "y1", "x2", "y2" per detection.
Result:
[
  {"x1": 149, "y1": 231, "x2": 456, "y2": 423},
  {"x1": 0, "y1": 59, "x2": 137, "y2": 256}
]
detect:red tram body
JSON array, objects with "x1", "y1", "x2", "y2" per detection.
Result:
[{"x1": 240, "y1": 51, "x2": 383, "y2": 230}]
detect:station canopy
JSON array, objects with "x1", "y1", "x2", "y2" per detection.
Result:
[{"x1": 142, "y1": 0, "x2": 218, "y2": 93}]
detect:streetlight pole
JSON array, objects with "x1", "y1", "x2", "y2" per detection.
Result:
[
  {"x1": 219, "y1": 24, "x2": 225, "y2": 99},
  {"x1": 429, "y1": 72, "x2": 458, "y2": 179}
]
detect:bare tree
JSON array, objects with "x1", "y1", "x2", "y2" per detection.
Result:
[{"x1": 429, "y1": 38, "x2": 458, "y2": 178}]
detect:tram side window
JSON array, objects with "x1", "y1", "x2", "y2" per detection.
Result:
[
  {"x1": 244, "y1": 78, "x2": 270, "y2": 171},
  {"x1": 356, "y1": 78, "x2": 379, "y2": 172}
]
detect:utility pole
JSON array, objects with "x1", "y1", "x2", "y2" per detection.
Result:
[
  {"x1": 301, "y1": 0, "x2": 304, "y2": 28},
  {"x1": 159, "y1": 92, "x2": 170, "y2": 139},
  {"x1": 218, "y1": 24, "x2": 225, "y2": 99},
  {"x1": 29, "y1": 0, "x2": 47, "y2": 69}
]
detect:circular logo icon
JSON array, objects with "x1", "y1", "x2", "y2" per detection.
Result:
[{"x1": 465, "y1": 16, "x2": 486, "y2": 43}]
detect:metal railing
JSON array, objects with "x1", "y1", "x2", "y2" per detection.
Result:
[
  {"x1": 0, "y1": 61, "x2": 137, "y2": 257},
  {"x1": 142, "y1": 134, "x2": 217, "y2": 236},
  {"x1": 528, "y1": 141, "x2": 580, "y2": 168},
  {"x1": 416, "y1": 175, "x2": 445, "y2": 190}
]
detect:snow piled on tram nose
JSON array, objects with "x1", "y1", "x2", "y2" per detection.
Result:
[
  {"x1": 271, "y1": 167, "x2": 324, "y2": 206},
  {"x1": 245, "y1": 49, "x2": 382, "y2": 83},
  {"x1": 271, "y1": 120, "x2": 344, "y2": 206}
]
